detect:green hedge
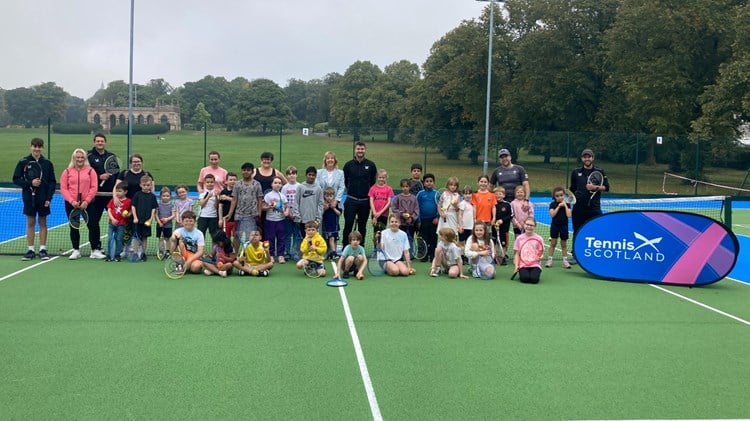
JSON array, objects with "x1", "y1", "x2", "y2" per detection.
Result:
[
  {"x1": 52, "y1": 123, "x2": 103, "y2": 134},
  {"x1": 110, "y1": 124, "x2": 169, "y2": 135}
]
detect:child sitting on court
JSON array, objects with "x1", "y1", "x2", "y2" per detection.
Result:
[
  {"x1": 379, "y1": 215, "x2": 413, "y2": 277},
  {"x1": 202, "y1": 230, "x2": 236, "y2": 277},
  {"x1": 337, "y1": 231, "x2": 367, "y2": 280},
  {"x1": 232, "y1": 230, "x2": 272, "y2": 277},
  {"x1": 464, "y1": 222, "x2": 496, "y2": 279},
  {"x1": 513, "y1": 217, "x2": 544, "y2": 284},
  {"x1": 170, "y1": 210, "x2": 206, "y2": 274},
  {"x1": 430, "y1": 227, "x2": 467, "y2": 279},
  {"x1": 297, "y1": 221, "x2": 327, "y2": 277}
]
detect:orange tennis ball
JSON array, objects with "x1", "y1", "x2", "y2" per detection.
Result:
[{"x1": 217, "y1": 261, "x2": 223, "y2": 268}]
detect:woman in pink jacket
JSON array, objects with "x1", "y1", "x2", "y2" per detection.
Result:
[{"x1": 60, "y1": 148, "x2": 98, "y2": 260}]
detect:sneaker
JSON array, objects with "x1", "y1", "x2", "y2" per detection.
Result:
[
  {"x1": 567, "y1": 256, "x2": 577, "y2": 265},
  {"x1": 115, "y1": 257, "x2": 122, "y2": 262},
  {"x1": 238, "y1": 270, "x2": 246, "y2": 276},
  {"x1": 22, "y1": 250, "x2": 35, "y2": 261},
  {"x1": 39, "y1": 249, "x2": 49, "y2": 260},
  {"x1": 278, "y1": 256, "x2": 286, "y2": 264},
  {"x1": 90, "y1": 249, "x2": 106, "y2": 259},
  {"x1": 545, "y1": 257, "x2": 553, "y2": 268},
  {"x1": 500, "y1": 256, "x2": 508, "y2": 266},
  {"x1": 141, "y1": 254, "x2": 148, "y2": 262},
  {"x1": 203, "y1": 269, "x2": 212, "y2": 276},
  {"x1": 259, "y1": 270, "x2": 270, "y2": 277},
  {"x1": 430, "y1": 267, "x2": 440, "y2": 277},
  {"x1": 69, "y1": 249, "x2": 81, "y2": 260},
  {"x1": 105, "y1": 257, "x2": 112, "y2": 262},
  {"x1": 562, "y1": 259, "x2": 571, "y2": 269},
  {"x1": 218, "y1": 270, "x2": 227, "y2": 278},
  {"x1": 342, "y1": 271, "x2": 350, "y2": 279}
]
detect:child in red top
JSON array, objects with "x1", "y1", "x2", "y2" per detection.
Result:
[{"x1": 106, "y1": 182, "x2": 132, "y2": 261}]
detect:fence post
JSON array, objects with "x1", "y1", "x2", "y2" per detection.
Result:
[
  {"x1": 47, "y1": 117, "x2": 51, "y2": 159},
  {"x1": 634, "y1": 133, "x2": 639, "y2": 195},
  {"x1": 203, "y1": 123, "x2": 207, "y2": 167},
  {"x1": 279, "y1": 125, "x2": 283, "y2": 169}
]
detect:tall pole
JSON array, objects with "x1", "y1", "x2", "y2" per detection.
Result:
[
  {"x1": 482, "y1": 0, "x2": 495, "y2": 176},
  {"x1": 127, "y1": 0, "x2": 135, "y2": 162}
]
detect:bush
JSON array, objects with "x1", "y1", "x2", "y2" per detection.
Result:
[
  {"x1": 52, "y1": 123, "x2": 103, "y2": 134},
  {"x1": 110, "y1": 124, "x2": 169, "y2": 135}
]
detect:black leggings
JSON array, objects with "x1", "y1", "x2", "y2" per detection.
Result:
[{"x1": 519, "y1": 267, "x2": 542, "y2": 284}]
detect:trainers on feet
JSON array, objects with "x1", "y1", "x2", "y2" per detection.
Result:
[
  {"x1": 430, "y1": 267, "x2": 440, "y2": 277},
  {"x1": 141, "y1": 254, "x2": 148, "y2": 262},
  {"x1": 203, "y1": 269, "x2": 212, "y2": 276},
  {"x1": 545, "y1": 257, "x2": 553, "y2": 268},
  {"x1": 90, "y1": 249, "x2": 106, "y2": 259},
  {"x1": 562, "y1": 259, "x2": 571, "y2": 269},
  {"x1": 218, "y1": 270, "x2": 227, "y2": 278},
  {"x1": 278, "y1": 256, "x2": 285, "y2": 264},
  {"x1": 259, "y1": 270, "x2": 269, "y2": 277},
  {"x1": 39, "y1": 249, "x2": 49, "y2": 260},
  {"x1": 22, "y1": 250, "x2": 35, "y2": 261},
  {"x1": 69, "y1": 249, "x2": 81, "y2": 260}
]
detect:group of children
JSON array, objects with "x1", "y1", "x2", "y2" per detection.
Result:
[{"x1": 102, "y1": 161, "x2": 573, "y2": 284}]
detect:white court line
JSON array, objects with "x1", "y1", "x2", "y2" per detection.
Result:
[
  {"x1": 0, "y1": 255, "x2": 60, "y2": 283},
  {"x1": 337, "y1": 286, "x2": 383, "y2": 421},
  {"x1": 649, "y1": 284, "x2": 750, "y2": 326}
]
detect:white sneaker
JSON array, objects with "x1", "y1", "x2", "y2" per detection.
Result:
[
  {"x1": 218, "y1": 270, "x2": 227, "y2": 278},
  {"x1": 545, "y1": 257, "x2": 553, "y2": 268},
  {"x1": 203, "y1": 269, "x2": 212, "y2": 276},
  {"x1": 90, "y1": 249, "x2": 106, "y2": 259},
  {"x1": 69, "y1": 249, "x2": 81, "y2": 260}
]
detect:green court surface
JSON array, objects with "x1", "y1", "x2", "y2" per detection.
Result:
[{"x1": 1, "y1": 256, "x2": 749, "y2": 420}]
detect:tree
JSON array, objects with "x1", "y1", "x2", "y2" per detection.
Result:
[
  {"x1": 65, "y1": 96, "x2": 87, "y2": 123},
  {"x1": 175, "y1": 75, "x2": 237, "y2": 126},
  {"x1": 330, "y1": 61, "x2": 382, "y2": 140},
  {"x1": 359, "y1": 60, "x2": 420, "y2": 142},
  {"x1": 231, "y1": 78, "x2": 293, "y2": 133},
  {"x1": 191, "y1": 102, "x2": 212, "y2": 129}
]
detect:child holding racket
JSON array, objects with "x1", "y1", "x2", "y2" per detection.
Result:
[
  {"x1": 281, "y1": 166, "x2": 302, "y2": 262},
  {"x1": 392, "y1": 178, "x2": 419, "y2": 254},
  {"x1": 337, "y1": 231, "x2": 367, "y2": 280},
  {"x1": 513, "y1": 217, "x2": 544, "y2": 284},
  {"x1": 369, "y1": 169, "x2": 394, "y2": 228},
  {"x1": 547, "y1": 187, "x2": 572, "y2": 268},
  {"x1": 170, "y1": 210, "x2": 205, "y2": 274},
  {"x1": 493, "y1": 186, "x2": 512, "y2": 265},
  {"x1": 431, "y1": 227, "x2": 467, "y2": 279},
  {"x1": 202, "y1": 230, "x2": 235, "y2": 277},
  {"x1": 157, "y1": 186, "x2": 176, "y2": 245},
  {"x1": 197, "y1": 174, "x2": 220, "y2": 237},
  {"x1": 106, "y1": 182, "x2": 131, "y2": 261},
  {"x1": 233, "y1": 230, "x2": 272, "y2": 277},
  {"x1": 379, "y1": 215, "x2": 413, "y2": 277},
  {"x1": 297, "y1": 221, "x2": 327, "y2": 277},
  {"x1": 464, "y1": 222, "x2": 496, "y2": 279},
  {"x1": 218, "y1": 172, "x2": 237, "y2": 242}
]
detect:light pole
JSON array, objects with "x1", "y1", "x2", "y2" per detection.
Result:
[
  {"x1": 127, "y1": 0, "x2": 135, "y2": 161},
  {"x1": 476, "y1": 0, "x2": 501, "y2": 175}
]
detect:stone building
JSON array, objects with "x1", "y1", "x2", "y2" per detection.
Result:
[{"x1": 87, "y1": 105, "x2": 181, "y2": 131}]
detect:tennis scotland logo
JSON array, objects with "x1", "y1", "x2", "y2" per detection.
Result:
[
  {"x1": 574, "y1": 210, "x2": 739, "y2": 286},
  {"x1": 581, "y1": 231, "x2": 665, "y2": 262}
]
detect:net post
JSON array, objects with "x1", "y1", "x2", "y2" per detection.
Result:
[{"x1": 724, "y1": 196, "x2": 732, "y2": 228}]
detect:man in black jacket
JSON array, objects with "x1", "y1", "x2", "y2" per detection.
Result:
[{"x1": 342, "y1": 141, "x2": 377, "y2": 246}]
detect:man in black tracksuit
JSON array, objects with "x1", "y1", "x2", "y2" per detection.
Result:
[{"x1": 342, "y1": 141, "x2": 377, "y2": 247}]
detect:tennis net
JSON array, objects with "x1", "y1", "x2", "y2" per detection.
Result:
[{"x1": 0, "y1": 187, "x2": 733, "y2": 256}]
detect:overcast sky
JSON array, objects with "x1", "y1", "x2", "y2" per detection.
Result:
[{"x1": 2, "y1": 0, "x2": 488, "y2": 99}]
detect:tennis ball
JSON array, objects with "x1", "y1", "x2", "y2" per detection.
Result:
[
  {"x1": 122, "y1": 210, "x2": 129, "y2": 217},
  {"x1": 403, "y1": 213, "x2": 410, "y2": 219},
  {"x1": 262, "y1": 241, "x2": 270, "y2": 249},
  {"x1": 409, "y1": 267, "x2": 416, "y2": 275},
  {"x1": 144, "y1": 220, "x2": 151, "y2": 227},
  {"x1": 251, "y1": 269, "x2": 259, "y2": 276},
  {"x1": 217, "y1": 261, "x2": 223, "y2": 268}
]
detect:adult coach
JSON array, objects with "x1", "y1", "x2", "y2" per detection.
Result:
[
  {"x1": 12, "y1": 138, "x2": 56, "y2": 260},
  {"x1": 317, "y1": 151, "x2": 345, "y2": 209},
  {"x1": 569, "y1": 148, "x2": 609, "y2": 261},
  {"x1": 197, "y1": 150, "x2": 228, "y2": 194},
  {"x1": 342, "y1": 141, "x2": 377, "y2": 246},
  {"x1": 86, "y1": 133, "x2": 117, "y2": 259},
  {"x1": 489, "y1": 148, "x2": 530, "y2": 202}
]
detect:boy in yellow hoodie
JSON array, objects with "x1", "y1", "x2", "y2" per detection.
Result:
[{"x1": 296, "y1": 221, "x2": 327, "y2": 277}]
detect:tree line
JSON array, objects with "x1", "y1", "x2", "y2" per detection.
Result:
[{"x1": 2, "y1": 0, "x2": 750, "y2": 172}]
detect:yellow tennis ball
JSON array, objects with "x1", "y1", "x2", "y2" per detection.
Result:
[
  {"x1": 122, "y1": 210, "x2": 129, "y2": 217},
  {"x1": 409, "y1": 267, "x2": 416, "y2": 275},
  {"x1": 144, "y1": 220, "x2": 151, "y2": 227}
]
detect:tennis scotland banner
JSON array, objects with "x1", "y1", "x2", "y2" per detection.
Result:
[{"x1": 573, "y1": 211, "x2": 740, "y2": 286}]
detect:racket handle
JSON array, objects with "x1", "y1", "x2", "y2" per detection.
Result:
[{"x1": 510, "y1": 270, "x2": 518, "y2": 280}]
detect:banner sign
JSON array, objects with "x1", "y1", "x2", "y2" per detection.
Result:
[{"x1": 573, "y1": 211, "x2": 739, "y2": 286}]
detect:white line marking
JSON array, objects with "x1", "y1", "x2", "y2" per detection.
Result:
[
  {"x1": 337, "y1": 286, "x2": 383, "y2": 420},
  {"x1": 650, "y1": 284, "x2": 750, "y2": 326},
  {"x1": 0, "y1": 255, "x2": 61, "y2": 283}
]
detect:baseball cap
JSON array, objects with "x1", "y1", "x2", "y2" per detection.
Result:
[
  {"x1": 581, "y1": 149, "x2": 594, "y2": 157},
  {"x1": 498, "y1": 148, "x2": 510, "y2": 157}
]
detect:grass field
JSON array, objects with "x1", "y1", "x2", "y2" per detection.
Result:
[{"x1": 2, "y1": 127, "x2": 748, "y2": 196}]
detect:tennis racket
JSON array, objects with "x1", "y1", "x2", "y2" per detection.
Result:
[
  {"x1": 587, "y1": 171, "x2": 604, "y2": 205},
  {"x1": 68, "y1": 207, "x2": 89, "y2": 230},
  {"x1": 304, "y1": 261, "x2": 323, "y2": 278},
  {"x1": 511, "y1": 237, "x2": 544, "y2": 280},
  {"x1": 495, "y1": 226, "x2": 506, "y2": 265},
  {"x1": 412, "y1": 233, "x2": 428, "y2": 260},
  {"x1": 326, "y1": 260, "x2": 347, "y2": 287},
  {"x1": 367, "y1": 248, "x2": 386, "y2": 277},
  {"x1": 24, "y1": 161, "x2": 42, "y2": 197},
  {"x1": 164, "y1": 251, "x2": 186, "y2": 279},
  {"x1": 565, "y1": 189, "x2": 577, "y2": 206},
  {"x1": 434, "y1": 189, "x2": 446, "y2": 221},
  {"x1": 100, "y1": 155, "x2": 122, "y2": 186},
  {"x1": 125, "y1": 232, "x2": 144, "y2": 263},
  {"x1": 157, "y1": 236, "x2": 169, "y2": 260}
]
